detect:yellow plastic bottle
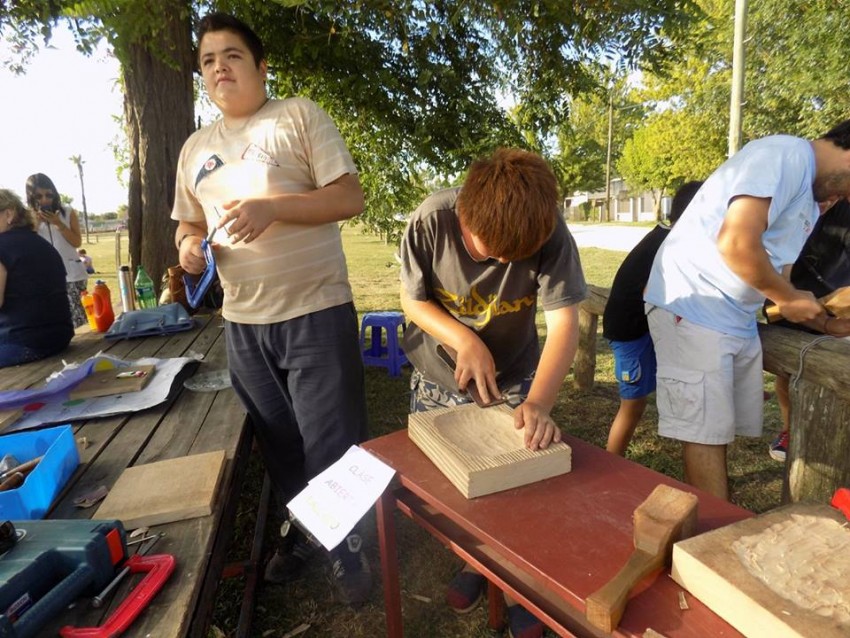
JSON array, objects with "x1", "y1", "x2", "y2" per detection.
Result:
[{"x1": 80, "y1": 290, "x2": 99, "y2": 331}]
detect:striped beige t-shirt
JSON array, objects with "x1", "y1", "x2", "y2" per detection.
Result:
[{"x1": 171, "y1": 97, "x2": 357, "y2": 324}]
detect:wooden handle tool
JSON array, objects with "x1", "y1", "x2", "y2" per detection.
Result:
[
  {"x1": 435, "y1": 344, "x2": 506, "y2": 408},
  {"x1": 764, "y1": 285, "x2": 850, "y2": 323},
  {"x1": 585, "y1": 484, "x2": 699, "y2": 633},
  {"x1": 0, "y1": 472, "x2": 25, "y2": 492},
  {"x1": 0, "y1": 455, "x2": 43, "y2": 483}
]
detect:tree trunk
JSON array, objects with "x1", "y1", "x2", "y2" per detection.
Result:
[
  {"x1": 759, "y1": 324, "x2": 850, "y2": 504},
  {"x1": 574, "y1": 285, "x2": 609, "y2": 390},
  {"x1": 783, "y1": 377, "x2": 850, "y2": 504},
  {"x1": 122, "y1": 3, "x2": 194, "y2": 296}
]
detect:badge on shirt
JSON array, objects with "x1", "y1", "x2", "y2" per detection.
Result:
[
  {"x1": 242, "y1": 143, "x2": 279, "y2": 167},
  {"x1": 195, "y1": 154, "x2": 225, "y2": 188}
]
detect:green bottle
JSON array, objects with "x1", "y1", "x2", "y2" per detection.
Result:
[{"x1": 134, "y1": 265, "x2": 157, "y2": 309}]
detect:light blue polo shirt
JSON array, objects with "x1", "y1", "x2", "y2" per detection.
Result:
[{"x1": 644, "y1": 135, "x2": 819, "y2": 338}]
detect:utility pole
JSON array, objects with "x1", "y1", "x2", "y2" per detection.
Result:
[
  {"x1": 604, "y1": 90, "x2": 614, "y2": 223},
  {"x1": 70, "y1": 155, "x2": 90, "y2": 243},
  {"x1": 728, "y1": 0, "x2": 748, "y2": 156}
]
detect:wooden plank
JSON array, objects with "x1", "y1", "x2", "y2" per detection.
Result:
[
  {"x1": 69, "y1": 364, "x2": 156, "y2": 400},
  {"x1": 0, "y1": 408, "x2": 23, "y2": 430},
  {"x1": 758, "y1": 323, "x2": 850, "y2": 393},
  {"x1": 408, "y1": 403, "x2": 571, "y2": 498},
  {"x1": 94, "y1": 449, "x2": 227, "y2": 528},
  {"x1": 671, "y1": 503, "x2": 850, "y2": 638}
]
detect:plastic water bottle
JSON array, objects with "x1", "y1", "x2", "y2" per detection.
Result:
[
  {"x1": 92, "y1": 281, "x2": 115, "y2": 332},
  {"x1": 80, "y1": 290, "x2": 99, "y2": 331},
  {"x1": 134, "y1": 265, "x2": 157, "y2": 309}
]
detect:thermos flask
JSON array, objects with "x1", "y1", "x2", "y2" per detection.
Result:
[{"x1": 118, "y1": 265, "x2": 136, "y2": 313}]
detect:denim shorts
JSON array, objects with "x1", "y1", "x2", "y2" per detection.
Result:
[{"x1": 609, "y1": 332, "x2": 657, "y2": 400}]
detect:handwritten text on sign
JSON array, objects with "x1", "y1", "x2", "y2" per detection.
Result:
[{"x1": 287, "y1": 445, "x2": 395, "y2": 550}]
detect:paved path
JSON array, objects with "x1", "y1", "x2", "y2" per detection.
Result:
[{"x1": 567, "y1": 223, "x2": 653, "y2": 252}]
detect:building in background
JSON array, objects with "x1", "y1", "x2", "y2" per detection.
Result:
[{"x1": 566, "y1": 179, "x2": 674, "y2": 223}]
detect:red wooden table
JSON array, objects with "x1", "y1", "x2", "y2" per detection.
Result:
[{"x1": 363, "y1": 430, "x2": 753, "y2": 638}]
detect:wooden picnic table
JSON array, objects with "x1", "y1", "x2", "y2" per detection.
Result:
[{"x1": 0, "y1": 311, "x2": 256, "y2": 637}]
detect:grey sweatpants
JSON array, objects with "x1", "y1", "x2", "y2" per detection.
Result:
[{"x1": 225, "y1": 303, "x2": 369, "y2": 510}]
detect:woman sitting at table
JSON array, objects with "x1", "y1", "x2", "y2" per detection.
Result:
[{"x1": 0, "y1": 189, "x2": 73, "y2": 368}]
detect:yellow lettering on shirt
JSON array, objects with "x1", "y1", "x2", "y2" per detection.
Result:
[{"x1": 435, "y1": 286, "x2": 534, "y2": 328}]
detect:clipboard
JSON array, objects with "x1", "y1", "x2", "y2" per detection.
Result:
[{"x1": 183, "y1": 237, "x2": 217, "y2": 309}]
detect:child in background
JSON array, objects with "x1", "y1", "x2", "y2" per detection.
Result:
[
  {"x1": 77, "y1": 248, "x2": 95, "y2": 274},
  {"x1": 602, "y1": 181, "x2": 702, "y2": 455}
]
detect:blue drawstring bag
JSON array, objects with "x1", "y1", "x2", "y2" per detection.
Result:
[{"x1": 105, "y1": 303, "x2": 194, "y2": 340}]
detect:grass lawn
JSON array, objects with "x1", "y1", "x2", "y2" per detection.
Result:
[
  {"x1": 89, "y1": 225, "x2": 785, "y2": 637},
  {"x1": 75, "y1": 230, "x2": 130, "y2": 297}
]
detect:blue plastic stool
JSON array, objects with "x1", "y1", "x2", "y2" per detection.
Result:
[{"x1": 360, "y1": 311, "x2": 408, "y2": 377}]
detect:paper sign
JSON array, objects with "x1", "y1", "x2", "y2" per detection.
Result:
[{"x1": 287, "y1": 445, "x2": 395, "y2": 550}]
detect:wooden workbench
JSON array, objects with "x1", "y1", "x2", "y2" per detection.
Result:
[
  {"x1": 0, "y1": 311, "x2": 252, "y2": 637},
  {"x1": 365, "y1": 430, "x2": 753, "y2": 638}
]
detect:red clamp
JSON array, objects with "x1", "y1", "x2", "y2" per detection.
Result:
[
  {"x1": 832, "y1": 487, "x2": 850, "y2": 521},
  {"x1": 59, "y1": 553, "x2": 176, "y2": 638}
]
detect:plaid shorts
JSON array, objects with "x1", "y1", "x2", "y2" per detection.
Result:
[{"x1": 409, "y1": 369, "x2": 531, "y2": 413}]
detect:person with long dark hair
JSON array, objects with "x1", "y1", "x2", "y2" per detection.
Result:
[
  {"x1": 25, "y1": 173, "x2": 87, "y2": 327},
  {"x1": 0, "y1": 189, "x2": 73, "y2": 367}
]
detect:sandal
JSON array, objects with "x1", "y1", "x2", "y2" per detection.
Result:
[
  {"x1": 445, "y1": 570, "x2": 487, "y2": 614},
  {"x1": 507, "y1": 603, "x2": 544, "y2": 638}
]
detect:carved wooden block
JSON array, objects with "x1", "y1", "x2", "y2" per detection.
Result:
[
  {"x1": 672, "y1": 503, "x2": 850, "y2": 638},
  {"x1": 408, "y1": 403, "x2": 571, "y2": 498}
]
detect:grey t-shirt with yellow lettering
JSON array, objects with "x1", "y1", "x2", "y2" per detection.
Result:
[{"x1": 399, "y1": 187, "x2": 587, "y2": 392}]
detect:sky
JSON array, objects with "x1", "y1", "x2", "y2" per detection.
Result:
[{"x1": 0, "y1": 25, "x2": 127, "y2": 214}]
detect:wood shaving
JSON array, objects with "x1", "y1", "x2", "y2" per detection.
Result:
[
  {"x1": 281, "y1": 623, "x2": 311, "y2": 638},
  {"x1": 72, "y1": 485, "x2": 108, "y2": 508},
  {"x1": 678, "y1": 591, "x2": 689, "y2": 610},
  {"x1": 643, "y1": 629, "x2": 670, "y2": 638}
]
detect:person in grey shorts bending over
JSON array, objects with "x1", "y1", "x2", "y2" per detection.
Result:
[{"x1": 644, "y1": 119, "x2": 850, "y2": 501}]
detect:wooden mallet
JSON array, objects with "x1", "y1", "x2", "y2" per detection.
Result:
[{"x1": 585, "y1": 484, "x2": 699, "y2": 633}]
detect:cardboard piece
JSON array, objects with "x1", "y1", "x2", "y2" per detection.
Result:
[
  {"x1": 69, "y1": 364, "x2": 156, "y2": 400},
  {"x1": 672, "y1": 503, "x2": 850, "y2": 638},
  {"x1": 94, "y1": 449, "x2": 226, "y2": 529},
  {"x1": 408, "y1": 403, "x2": 571, "y2": 498}
]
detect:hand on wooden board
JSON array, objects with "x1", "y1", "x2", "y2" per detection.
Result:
[{"x1": 513, "y1": 401, "x2": 561, "y2": 451}]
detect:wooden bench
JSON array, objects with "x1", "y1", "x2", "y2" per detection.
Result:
[
  {"x1": 0, "y1": 311, "x2": 259, "y2": 637},
  {"x1": 575, "y1": 285, "x2": 850, "y2": 504}
]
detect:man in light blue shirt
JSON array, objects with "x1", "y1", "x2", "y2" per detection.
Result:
[{"x1": 644, "y1": 119, "x2": 850, "y2": 500}]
